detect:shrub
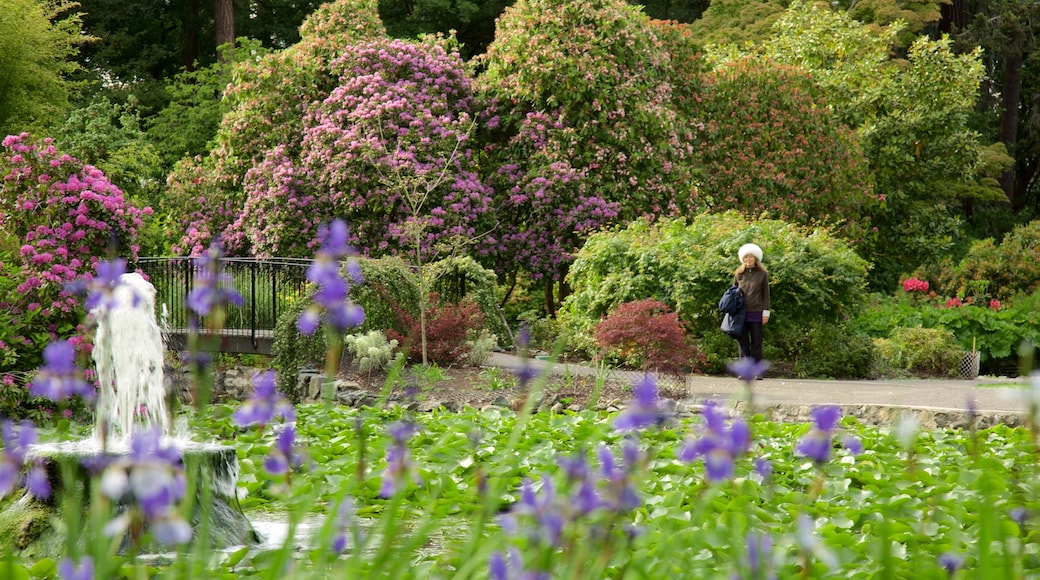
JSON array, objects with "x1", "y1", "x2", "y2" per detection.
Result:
[
  {"x1": 594, "y1": 299, "x2": 702, "y2": 376},
  {"x1": 426, "y1": 256, "x2": 508, "y2": 347},
  {"x1": 344, "y1": 330, "x2": 399, "y2": 375},
  {"x1": 873, "y1": 327, "x2": 962, "y2": 377},
  {"x1": 387, "y1": 296, "x2": 486, "y2": 366},
  {"x1": 929, "y1": 220, "x2": 1040, "y2": 302},
  {"x1": 772, "y1": 321, "x2": 878, "y2": 379},
  {"x1": 559, "y1": 212, "x2": 869, "y2": 372}
]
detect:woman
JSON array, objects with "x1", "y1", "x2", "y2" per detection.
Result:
[{"x1": 733, "y1": 243, "x2": 770, "y2": 367}]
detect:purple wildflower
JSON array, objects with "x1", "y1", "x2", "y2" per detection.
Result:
[
  {"x1": 679, "y1": 401, "x2": 751, "y2": 483},
  {"x1": 728, "y1": 357, "x2": 770, "y2": 383},
  {"x1": 29, "y1": 340, "x2": 94, "y2": 402},
  {"x1": 185, "y1": 240, "x2": 243, "y2": 323},
  {"x1": 298, "y1": 220, "x2": 366, "y2": 335},
  {"x1": 490, "y1": 547, "x2": 550, "y2": 580},
  {"x1": 1011, "y1": 507, "x2": 1029, "y2": 526},
  {"x1": 329, "y1": 496, "x2": 364, "y2": 553},
  {"x1": 232, "y1": 370, "x2": 295, "y2": 428},
  {"x1": 67, "y1": 258, "x2": 126, "y2": 312},
  {"x1": 598, "y1": 442, "x2": 643, "y2": 513},
  {"x1": 26, "y1": 461, "x2": 51, "y2": 499},
  {"x1": 506, "y1": 476, "x2": 565, "y2": 546},
  {"x1": 938, "y1": 552, "x2": 963, "y2": 577},
  {"x1": 795, "y1": 406, "x2": 858, "y2": 465},
  {"x1": 754, "y1": 457, "x2": 773, "y2": 480},
  {"x1": 0, "y1": 420, "x2": 40, "y2": 498},
  {"x1": 513, "y1": 363, "x2": 540, "y2": 388},
  {"x1": 264, "y1": 424, "x2": 303, "y2": 475},
  {"x1": 58, "y1": 556, "x2": 93, "y2": 580},
  {"x1": 745, "y1": 531, "x2": 776, "y2": 580},
  {"x1": 613, "y1": 374, "x2": 672, "y2": 431},
  {"x1": 379, "y1": 420, "x2": 421, "y2": 497},
  {"x1": 99, "y1": 428, "x2": 191, "y2": 546}
]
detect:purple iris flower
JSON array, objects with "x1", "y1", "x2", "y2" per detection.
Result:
[
  {"x1": 264, "y1": 424, "x2": 303, "y2": 475},
  {"x1": 613, "y1": 374, "x2": 672, "y2": 431},
  {"x1": 185, "y1": 240, "x2": 243, "y2": 323},
  {"x1": 29, "y1": 340, "x2": 94, "y2": 402},
  {"x1": 508, "y1": 476, "x2": 565, "y2": 546},
  {"x1": 938, "y1": 552, "x2": 963, "y2": 577},
  {"x1": 69, "y1": 258, "x2": 127, "y2": 312},
  {"x1": 58, "y1": 557, "x2": 93, "y2": 580},
  {"x1": 598, "y1": 443, "x2": 643, "y2": 513},
  {"x1": 298, "y1": 220, "x2": 366, "y2": 336},
  {"x1": 99, "y1": 428, "x2": 191, "y2": 545},
  {"x1": 745, "y1": 531, "x2": 776, "y2": 580},
  {"x1": 754, "y1": 457, "x2": 773, "y2": 480},
  {"x1": 679, "y1": 401, "x2": 751, "y2": 483},
  {"x1": 232, "y1": 370, "x2": 295, "y2": 428},
  {"x1": 379, "y1": 420, "x2": 421, "y2": 497},
  {"x1": 0, "y1": 420, "x2": 37, "y2": 498},
  {"x1": 1011, "y1": 507, "x2": 1029, "y2": 526},
  {"x1": 329, "y1": 496, "x2": 363, "y2": 553},
  {"x1": 795, "y1": 405, "x2": 859, "y2": 465},
  {"x1": 728, "y1": 357, "x2": 770, "y2": 383},
  {"x1": 489, "y1": 547, "x2": 550, "y2": 580}
]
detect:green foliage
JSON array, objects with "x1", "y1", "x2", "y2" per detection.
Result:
[
  {"x1": 873, "y1": 327, "x2": 962, "y2": 377},
  {"x1": 0, "y1": 0, "x2": 85, "y2": 134},
  {"x1": 771, "y1": 320, "x2": 878, "y2": 379},
  {"x1": 852, "y1": 290, "x2": 1040, "y2": 366},
  {"x1": 692, "y1": 56, "x2": 872, "y2": 238},
  {"x1": 271, "y1": 295, "x2": 328, "y2": 401},
  {"x1": 426, "y1": 256, "x2": 508, "y2": 347},
  {"x1": 594, "y1": 299, "x2": 702, "y2": 376},
  {"x1": 559, "y1": 213, "x2": 870, "y2": 356},
  {"x1": 930, "y1": 220, "x2": 1040, "y2": 302},
  {"x1": 686, "y1": 0, "x2": 788, "y2": 46},
  {"x1": 146, "y1": 39, "x2": 271, "y2": 170},
  {"x1": 344, "y1": 330, "x2": 399, "y2": 375}
]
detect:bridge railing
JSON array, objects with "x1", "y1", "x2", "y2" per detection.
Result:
[{"x1": 133, "y1": 257, "x2": 313, "y2": 352}]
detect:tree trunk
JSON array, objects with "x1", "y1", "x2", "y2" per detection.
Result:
[
  {"x1": 215, "y1": 0, "x2": 235, "y2": 63},
  {"x1": 543, "y1": 277, "x2": 555, "y2": 318},
  {"x1": 182, "y1": 0, "x2": 200, "y2": 71},
  {"x1": 999, "y1": 52, "x2": 1023, "y2": 209}
]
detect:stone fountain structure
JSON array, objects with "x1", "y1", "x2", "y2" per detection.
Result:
[{"x1": 2, "y1": 273, "x2": 258, "y2": 558}]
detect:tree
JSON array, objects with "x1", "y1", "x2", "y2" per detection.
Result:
[
  {"x1": 955, "y1": 0, "x2": 1040, "y2": 212},
  {"x1": 0, "y1": 0, "x2": 86, "y2": 135},
  {"x1": 163, "y1": 0, "x2": 386, "y2": 255},
  {"x1": 691, "y1": 57, "x2": 872, "y2": 237},
  {"x1": 738, "y1": 2, "x2": 996, "y2": 288},
  {"x1": 474, "y1": 0, "x2": 698, "y2": 313}
]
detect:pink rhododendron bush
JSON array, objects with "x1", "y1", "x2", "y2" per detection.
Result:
[
  {"x1": 232, "y1": 38, "x2": 493, "y2": 260},
  {"x1": 0, "y1": 133, "x2": 151, "y2": 405}
]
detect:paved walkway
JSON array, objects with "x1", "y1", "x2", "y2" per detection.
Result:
[{"x1": 486, "y1": 352, "x2": 1032, "y2": 416}]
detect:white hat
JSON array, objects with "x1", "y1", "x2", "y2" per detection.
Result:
[{"x1": 738, "y1": 243, "x2": 763, "y2": 262}]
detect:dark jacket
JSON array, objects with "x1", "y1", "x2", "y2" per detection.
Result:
[{"x1": 734, "y1": 267, "x2": 770, "y2": 312}]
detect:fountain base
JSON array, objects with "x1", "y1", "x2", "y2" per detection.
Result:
[{"x1": 0, "y1": 441, "x2": 259, "y2": 559}]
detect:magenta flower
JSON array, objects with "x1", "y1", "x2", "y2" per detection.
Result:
[{"x1": 902, "y1": 277, "x2": 929, "y2": 293}]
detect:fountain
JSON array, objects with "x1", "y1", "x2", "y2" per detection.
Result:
[{"x1": 2, "y1": 273, "x2": 259, "y2": 558}]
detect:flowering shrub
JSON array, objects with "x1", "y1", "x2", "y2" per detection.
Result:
[
  {"x1": 902, "y1": 277, "x2": 930, "y2": 293},
  {"x1": 0, "y1": 133, "x2": 149, "y2": 417}
]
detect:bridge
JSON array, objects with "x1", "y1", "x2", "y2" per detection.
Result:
[{"x1": 133, "y1": 257, "x2": 313, "y2": 356}]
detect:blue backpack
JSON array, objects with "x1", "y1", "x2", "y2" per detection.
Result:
[
  {"x1": 718, "y1": 285, "x2": 744, "y2": 315},
  {"x1": 718, "y1": 285, "x2": 746, "y2": 338}
]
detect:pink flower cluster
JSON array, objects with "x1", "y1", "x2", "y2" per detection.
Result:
[
  {"x1": 902, "y1": 277, "x2": 929, "y2": 293},
  {"x1": 945, "y1": 297, "x2": 963, "y2": 308},
  {"x1": 989, "y1": 299, "x2": 1001, "y2": 311},
  {"x1": 1, "y1": 132, "x2": 151, "y2": 317}
]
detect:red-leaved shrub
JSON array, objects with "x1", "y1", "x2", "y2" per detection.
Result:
[
  {"x1": 595, "y1": 299, "x2": 702, "y2": 376},
  {"x1": 387, "y1": 295, "x2": 485, "y2": 366}
]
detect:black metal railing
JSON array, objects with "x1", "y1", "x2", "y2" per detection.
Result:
[{"x1": 133, "y1": 257, "x2": 312, "y2": 350}]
